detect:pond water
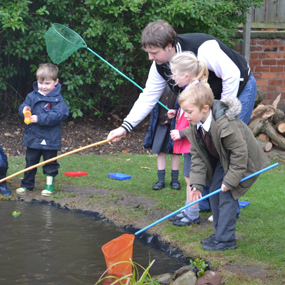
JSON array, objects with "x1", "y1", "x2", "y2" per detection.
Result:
[{"x1": 0, "y1": 201, "x2": 184, "y2": 284}]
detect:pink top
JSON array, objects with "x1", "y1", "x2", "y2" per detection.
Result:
[{"x1": 173, "y1": 108, "x2": 191, "y2": 154}]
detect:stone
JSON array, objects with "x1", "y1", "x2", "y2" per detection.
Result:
[
  {"x1": 196, "y1": 270, "x2": 222, "y2": 285},
  {"x1": 152, "y1": 273, "x2": 173, "y2": 284},
  {"x1": 172, "y1": 265, "x2": 193, "y2": 280},
  {"x1": 172, "y1": 270, "x2": 197, "y2": 285}
]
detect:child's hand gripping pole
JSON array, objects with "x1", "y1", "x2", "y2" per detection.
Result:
[{"x1": 24, "y1": 107, "x2": 32, "y2": 124}]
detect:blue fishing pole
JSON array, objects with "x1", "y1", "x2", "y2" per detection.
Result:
[{"x1": 135, "y1": 163, "x2": 279, "y2": 236}]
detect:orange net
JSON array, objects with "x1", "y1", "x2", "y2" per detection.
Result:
[{"x1": 102, "y1": 234, "x2": 135, "y2": 276}]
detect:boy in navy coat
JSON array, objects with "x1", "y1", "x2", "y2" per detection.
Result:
[{"x1": 17, "y1": 63, "x2": 69, "y2": 196}]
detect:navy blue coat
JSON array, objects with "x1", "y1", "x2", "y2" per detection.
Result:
[
  {"x1": 144, "y1": 99, "x2": 179, "y2": 150},
  {"x1": 19, "y1": 82, "x2": 69, "y2": 151}
]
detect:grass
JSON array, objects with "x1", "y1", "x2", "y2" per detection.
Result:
[{"x1": 6, "y1": 153, "x2": 285, "y2": 284}]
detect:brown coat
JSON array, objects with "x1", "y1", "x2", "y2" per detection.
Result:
[{"x1": 183, "y1": 98, "x2": 270, "y2": 200}]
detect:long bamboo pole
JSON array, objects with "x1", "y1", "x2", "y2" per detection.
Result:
[{"x1": 0, "y1": 137, "x2": 121, "y2": 184}]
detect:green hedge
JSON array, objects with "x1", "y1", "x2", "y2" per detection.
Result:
[{"x1": 0, "y1": 0, "x2": 263, "y2": 119}]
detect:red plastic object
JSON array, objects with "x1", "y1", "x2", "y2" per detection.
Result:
[{"x1": 64, "y1": 171, "x2": 88, "y2": 177}]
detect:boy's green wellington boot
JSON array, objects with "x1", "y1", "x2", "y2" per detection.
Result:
[{"x1": 41, "y1": 175, "x2": 55, "y2": 197}]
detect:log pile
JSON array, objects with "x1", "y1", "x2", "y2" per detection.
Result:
[{"x1": 249, "y1": 93, "x2": 285, "y2": 152}]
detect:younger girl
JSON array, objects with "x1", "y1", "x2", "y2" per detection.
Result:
[{"x1": 167, "y1": 52, "x2": 210, "y2": 226}]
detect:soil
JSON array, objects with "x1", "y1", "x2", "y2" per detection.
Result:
[
  {"x1": 0, "y1": 114, "x2": 150, "y2": 157},
  {"x1": 1, "y1": 114, "x2": 284, "y2": 284}
]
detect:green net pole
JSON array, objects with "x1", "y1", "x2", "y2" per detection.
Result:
[{"x1": 87, "y1": 47, "x2": 169, "y2": 111}]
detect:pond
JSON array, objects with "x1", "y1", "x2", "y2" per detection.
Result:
[{"x1": 0, "y1": 201, "x2": 185, "y2": 284}]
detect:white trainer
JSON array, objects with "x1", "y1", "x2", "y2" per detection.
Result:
[
  {"x1": 208, "y1": 215, "x2": 213, "y2": 222},
  {"x1": 16, "y1": 187, "x2": 27, "y2": 194}
]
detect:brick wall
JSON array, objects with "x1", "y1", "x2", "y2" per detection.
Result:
[{"x1": 248, "y1": 35, "x2": 285, "y2": 111}]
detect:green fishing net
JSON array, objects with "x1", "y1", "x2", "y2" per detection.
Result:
[{"x1": 44, "y1": 23, "x2": 87, "y2": 64}]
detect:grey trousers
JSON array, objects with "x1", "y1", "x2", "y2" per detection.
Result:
[{"x1": 209, "y1": 160, "x2": 238, "y2": 242}]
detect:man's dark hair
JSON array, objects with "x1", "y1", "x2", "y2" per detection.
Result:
[{"x1": 141, "y1": 19, "x2": 178, "y2": 49}]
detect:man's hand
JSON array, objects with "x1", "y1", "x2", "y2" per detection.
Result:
[
  {"x1": 167, "y1": 109, "x2": 176, "y2": 119},
  {"x1": 107, "y1": 127, "x2": 127, "y2": 144}
]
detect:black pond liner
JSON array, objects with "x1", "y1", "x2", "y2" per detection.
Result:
[{"x1": 24, "y1": 197, "x2": 211, "y2": 275}]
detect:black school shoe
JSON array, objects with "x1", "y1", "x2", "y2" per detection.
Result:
[
  {"x1": 168, "y1": 211, "x2": 184, "y2": 222},
  {"x1": 202, "y1": 239, "x2": 237, "y2": 251},
  {"x1": 170, "y1": 181, "x2": 181, "y2": 190},
  {"x1": 152, "y1": 181, "x2": 165, "y2": 190},
  {"x1": 173, "y1": 215, "x2": 201, "y2": 226},
  {"x1": 200, "y1": 234, "x2": 215, "y2": 245}
]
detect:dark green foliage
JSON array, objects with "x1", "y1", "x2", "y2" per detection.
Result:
[{"x1": 0, "y1": 0, "x2": 263, "y2": 118}]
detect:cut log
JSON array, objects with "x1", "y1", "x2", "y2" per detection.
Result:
[
  {"x1": 263, "y1": 120, "x2": 285, "y2": 149},
  {"x1": 250, "y1": 104, "x2": 276, "y2": 121},
  {"x1": 250, "y1": 93, "x2": 281, "y2": 123},
  {"x1": 271, "y1": 139, "x2": 279, "y2": 146},
  {"x1": 258, "y1": 133, "x2": 270, "y2": 141},
  {"x1": 248, "y1": 118, "x2": 266, "y2": 136},
  {"x1": 275, "y1": 121, "x2": 285, "y2": 134},
  {"x1": 272, "y1": 108, "x2": 285, "y2": 125},
  {"x1": 256, "y1": 138, "x2": 272, "y2": 152},
  {"x1": 254, "y1": 89, "x2": 264, "y2": 107},
  {"x1": 271, "y1": 93, "x2": 281, "y2": 110}
]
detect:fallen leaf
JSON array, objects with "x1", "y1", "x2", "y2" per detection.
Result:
[
  {"x1": 141, "y1": 166, "x2": 151, "y2": 170},
  {"x1": 12, "y1": 211, "x2": 21, "y2": 217},
  {"x1": 112, "y1": 114, "x2": 122, "y2": 121},
  {"x1": 7, "y1": 180, "x2": 20, "y2": 187},
  {"x1": 4, "y1": 133, "x2": 14, "y2": 137},
  {"x1": 122, "y1": 150, "x2": 128, "y2": 153}
]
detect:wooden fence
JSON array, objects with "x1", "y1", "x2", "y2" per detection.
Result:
[{"x1": 251, "y1": 0, "x2": 285, "y2": 28}]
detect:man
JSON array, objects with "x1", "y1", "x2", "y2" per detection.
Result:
[{"x1": 107, "y1": 19, "x2": 256, "y2": 142}]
